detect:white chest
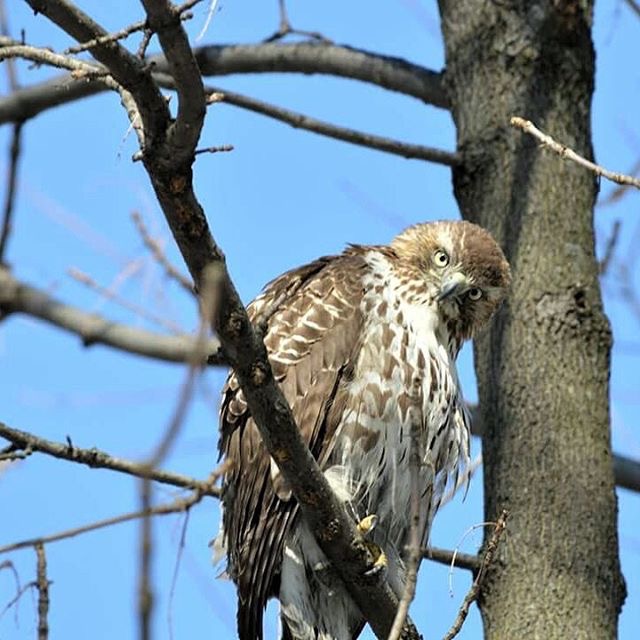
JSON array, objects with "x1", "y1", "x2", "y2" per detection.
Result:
[{"x1": 328, "y1": 252, "x2": 470, "y2": 544}]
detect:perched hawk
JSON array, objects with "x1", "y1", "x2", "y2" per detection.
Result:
[{"x1": 217, "y1": 220, "x2": 510, "y2": 640}]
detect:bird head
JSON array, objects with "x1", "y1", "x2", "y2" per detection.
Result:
[{"x1": 391, "y1": 220, "x2": 511, "y2": 342}]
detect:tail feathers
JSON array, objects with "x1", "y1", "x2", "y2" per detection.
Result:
[{"x1": 237, "y1": 597, "x2": 264, "y2": 640}]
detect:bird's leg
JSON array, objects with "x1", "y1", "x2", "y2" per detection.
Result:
[{"x1": 357, "y1": 514, "x2": 387, "y2": 576}]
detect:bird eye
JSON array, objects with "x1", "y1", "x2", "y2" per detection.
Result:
[
  {"x1": 467, "y1": 288, "x2": 483, "y2": 301},
  {"x1": 433, "y1": 250, "x2": 449, "y2": 268}
]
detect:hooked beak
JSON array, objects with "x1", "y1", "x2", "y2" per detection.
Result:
[{"x1": 437, "y1": 272, "x2": 467, "y2": 301}]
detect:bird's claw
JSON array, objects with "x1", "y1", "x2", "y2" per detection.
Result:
[
  {"x1": 356, "y1": 514, "x2": 378, "y2": 536},
  {"x1": 363, "y1": 546, "x2": 387, "y2": 577}
]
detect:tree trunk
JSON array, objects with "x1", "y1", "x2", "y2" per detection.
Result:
[{"x1": 437, "y1": 2, "x2": 626, "y2": 638}]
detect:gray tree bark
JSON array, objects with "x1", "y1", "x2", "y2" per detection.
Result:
[{"x1": 438, "y1": 2, "x2": 626, "y2": 638}]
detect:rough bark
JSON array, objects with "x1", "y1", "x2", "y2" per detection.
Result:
[{"x1": 438, "y1": 2, "x2": 626, "y2": 638}]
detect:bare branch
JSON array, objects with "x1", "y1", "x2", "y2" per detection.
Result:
[
  {"x1": 423, "y1": 547, "x2": 480, "y2": 572},
  {"x1": 0, "y1": 421, "x2": 220, "y2": 497},
  {"x1": 34, "y1": 545, "x2": 49, "y2": 640},
  {"x1": 511, "y1": 117, "x2": 640, "y2": 190},
  {"x1": 0, "y1": 1, "x2": 19, "y2": 91},
  {"x1": 67, "y1": 267, "x2": 184, "y2": 334},
  {"x1": 613, "y1": 454, "x2": 640, "y2": 493},
  {"x1": 188, "y1": 43, "x2": 447, "y2": 107},
  {"x1": 25, "y1": 0, "x2": 170, "y2": 148},
  {"x1": 0, "y1": 268, "x2": 224, "y2": 364},
  {"x1": 131, "y1": 211, "x2": 194, "y2": 295},
  {"x1": 141, "y1": 26, "x2": 421, "y2": 640},
  {"x1": 198, "y1": 83, "x2": 459, "y2": 165},
  {"x1": 0, "y1": 476, "x2": 220, "y2": 556},
  {"x1": 0, "y1": 41, "x2": 145, "y2": 147},
  {"x1": 0, "y1": 42, "x2": 446, "y2": 125},
  {"x1": 194, "y1": 143, "x2": 234, "y2": 155},
  {"x1": 63, "y1": 0, "x2": 201, "y2": 55},
  {"x1": 624, "y1": 0, "x2": 640, "y2": 19},
  {"x1": 598, "y1": 158, "x2": 640, "y2": 206},
  {"x1": 0, "y1": 122, "x2": 22, "y2": 265},
  {"x1": 263, "y1": 0, "x2": 330, "y2": 43},
  {"x1": 442, "y1": 510, "x2": 509, "y2": 640}
]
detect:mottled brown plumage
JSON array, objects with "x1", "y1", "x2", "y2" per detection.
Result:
[{"x1": 217, "y1": 220, "x2": 510, "y2": 640}]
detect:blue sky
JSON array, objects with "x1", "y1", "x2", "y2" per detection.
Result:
[{"x1": 0, "y1": 1, "x2": 638, "y2": 639}]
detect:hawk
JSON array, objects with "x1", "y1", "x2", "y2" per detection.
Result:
[{"x1": 216, "y1": 220, "x2": 510, "y2": 640}]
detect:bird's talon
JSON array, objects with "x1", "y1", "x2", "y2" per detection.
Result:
[
  {"x1": 356, "y1": 514, "x2": 378, "y2": 536},
  {"x1": 364, "y1": 549, "x2": 387, "y2": 576}
]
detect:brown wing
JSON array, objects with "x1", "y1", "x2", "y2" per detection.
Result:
[{"x1": 219, "y1": 252, "x2": 368, "y2": 640}]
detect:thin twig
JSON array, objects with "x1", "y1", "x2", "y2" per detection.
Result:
[
  {"x1": 263, "y1": 0, "x2": 330, "y2": 43},
  {"x1": 624, "y1": 0, "x2": 640, "y2": 18},
  {"x1": 131, "y1": 211, "x2": 194, "y2": 295},
  {"x1": 65, "y1": 0, "x2": 201, "y2": 54},
  {"x1": 200, "y1": 83, "x2": 459, "y2": 165},
  {"x1": 167, "y1": 511, "x2": 190, "y2": 640},
  {"x1": 0, "y1": 559, "x2": 23, "y2": 623},
  {"x1": 35, "y1": 544, "x2": 49, "y2": 640},
  {"x1": 0, "y1": 1, "x2": 19, "y2": 90},
  {"x1": 0, "y1": 1, "x2": 21, "y2": 266},
  {"x1": 0, "y1": 121, "x2": 22, "y2": 265},
  {"x1": 0, "y1": 421, "x2": 220, "y2": 497},
  {"x1": 599, "y1": 220, "x2": 621, "y2": 276},
  {"x1": 442, "y1": 510, "x2": 509, "y2": 640},
  {"x1": 511, "y1": 116, "x2": 640, "y2": 190},
  {"x1": 194, "y1": 144, "x2": 234, "y2": 155},
  {"x1": 0, "y1": 474, "x2": 223, "y2": 556},
  {"x1": 599, "y1": 158, "x2": 640, "y2": 207},
  {"x1": 0, "y1": 41, "x2": 145, "y2": 148},
  {"x1": 68, "y1": 267, "x2": 184, "y2": 334}
]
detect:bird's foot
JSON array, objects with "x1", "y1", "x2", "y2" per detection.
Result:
[
  {"x1": 363, "y1": 544, "x2": 387, "y2": 576},
  {"x1": 356, "y1": 514, "x2": 378, "y2": 536},
  {"x1": 356, "y1": 514, "x2": 386, "y2": 577}
]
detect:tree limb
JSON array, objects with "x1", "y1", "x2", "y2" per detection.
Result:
[
  {"x1": 0, "y1": 42, "x2": 446, "y2": 125},
  {"x1": 511, "y1": 116, "x2": 640, "y2": 190},
  {"x1": 0, "y1": 421, "x2": 220, "y2": 497},
  {"x1": 423, "y1": 546, "x2": 480, "y2": 572},
  {"x1": 35, "y1": 545, "x2": 49, "y2": 640},
  {"x1": 187, "y1": 42, "x2": 447, "y2": 106},
  {"x1": 0, "y1": 122, "x2": 22, "y2": 264},
  {"x1": 25, "y1": 0, "x2": 170, "y2": 149},
  {"x1": 0, "y1": 267, "x2": 224, "y2": 364},
  {"x1": 196, "y1": 82, "x2": 459, "y2": 165}
]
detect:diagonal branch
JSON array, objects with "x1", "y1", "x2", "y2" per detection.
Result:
[
  {"x1": 69, "y1": 2, "x2": 416, "y2": 636},
  {"x1": 197, "y1": 82, "x2": 459, "y2": 165},
  {"x1": 511, "y1": 117, "x2": 640, "y2": 190}
]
